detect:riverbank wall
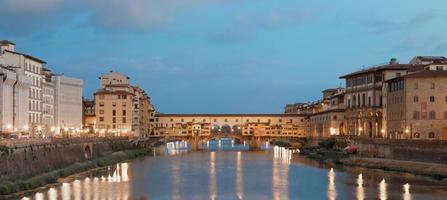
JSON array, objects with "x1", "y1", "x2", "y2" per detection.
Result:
[
  {"x1": 351, "y1": 138, "x2": 447, "y2": 164},
  {"x1": 0, "y1": 137, "x2": 154, "y2": 195},
  {"x1": 306, "y1": 136, "x2": 447, "y2": 164}
]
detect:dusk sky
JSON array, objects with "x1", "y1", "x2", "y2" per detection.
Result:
[{"x1": 1, "y1": 0, "x2": 447, "y2": 114}]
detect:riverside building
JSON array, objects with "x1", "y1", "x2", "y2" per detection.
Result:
[
  {"x1": 94, "y1": 71, "x2": 156, "y2": 137},
  {"x1": 385, "y1": 57, "x2": 447, "y2": 140},
  {"x1": 0, "y1": 40, "x2": 84, "y2": 137}
]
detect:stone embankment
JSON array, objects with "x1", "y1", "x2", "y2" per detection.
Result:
[
  {"x1": 301, "y1": 137, "x2": 447, "y2": 181},
  {"x1": 0, "y1": 137, "x2": 156, "y2": 196},
  {"x1": 340, "y1": 157, "x2": 447, "y2": 180}
]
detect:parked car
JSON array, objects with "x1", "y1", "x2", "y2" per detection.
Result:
[{"x1": 343, "y1": 146, "x2": 358, "y2": 154}]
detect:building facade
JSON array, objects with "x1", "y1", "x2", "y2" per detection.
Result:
[
  {"x1": 386, "y1": 70, "x2": 447, "y2": 140},
  {"x1": 94, "y1": 71, "x2": 155, "y2": 137},
  {"x1": 152, "y1": 114, "x2": 308, "y2": 138},
  {"x1": 339, "y1": 59, "x2": 422, "y2": 138},
  {"x1": 41, "y1": 68, "x2": 55, "y2": 137},
  {"x1": 53, "y1": 75, "x2": 83, "y2": 135}
]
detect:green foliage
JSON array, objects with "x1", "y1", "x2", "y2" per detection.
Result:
[{"x1": 318, "y1": 138, "x2": 336, "y2": 149}]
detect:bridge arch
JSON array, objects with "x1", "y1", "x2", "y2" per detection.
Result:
[{"x1": 221, "y1": 124, "x2": 231, "y2": 134}]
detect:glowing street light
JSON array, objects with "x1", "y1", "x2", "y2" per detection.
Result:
[
  {"x1": 6, "y1": 124, "x2": 12, "y2": 130},
  {"x1": 24, "y1": 125, "x2": 29, "y2": 131},
  {"x1": 37, "y1": 126, "x2": 42, "y2": 131}
]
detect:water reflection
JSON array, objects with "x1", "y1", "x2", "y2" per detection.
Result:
[
  {"x1": 403, "y1": 183, "x2": 412, "y2": 200},
  {"x1": 166, "y1": 141, "x2": 189, "y2": 155},
  {"x1": 209, "y1": 152, "x2": 217, "y2": 200},
  {"x1": 379, "y1": 179, "x2": 387, "y2": 200},
  {"x1": 272, "y1": 147, "x2": 290, "y2": 200},
  {"x1": 328, "y1": 168, "x2": 337, "y2": 200},
  {"x1": 235, "y1": 151, "x2": 243, "y2": 200},
  {"x1": 22, "y1": 163, "x2": 130, "y2": 200},
  {"x1": 22, "y1": 148, "x2": 446, "y2": 200},
  {"x1": 357, "y1": 174, "x2": 365, "y2": 200}
]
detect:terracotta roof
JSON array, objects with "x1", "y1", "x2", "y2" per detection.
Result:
[
  {"x1": 155, "y1": 113, "x2": 306, "y2": 117},
  {"x1": 414, "y1": 56, "x2": 447, "y2": 62},
  {"x1": 0, "y1": 40, "x2": 15, "y2": 45},
  {"x1": 340, "y1": 64, "x2": 416, "y2": 79},
  {"x1": 4, "y1": 50, "x2": 46, "y2": 64},
  {"x1": 404, "y1": 70, "x2": 447, "y2": 78}
]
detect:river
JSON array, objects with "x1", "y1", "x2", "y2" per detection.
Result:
[{"x1": 21, "y1": 140, "x2": 447, "y2": 200}]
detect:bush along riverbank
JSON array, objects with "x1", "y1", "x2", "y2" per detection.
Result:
[
  {"x1": 0, "y1": 147, "x2": 152, "y2": 196},
  {"x1": 300, "y1": 138, "x2": 447, "y2": 181},
  {"x1": 299, "y1": 138, "x2": 350, "y2": 163}
]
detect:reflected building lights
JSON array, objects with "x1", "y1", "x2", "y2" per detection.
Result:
[
  {"x1": 166, "y1": 141, "x2": 189, "y2": 155},
  {"x1": 34, "y1": 192, "x2": 44, "y2": 200},
  {"x1": 235, "y1": 152, "x2": 244, "y2": 200},
  {"x1": 379, "y1": 179, "x2": 387, "y2": 200},
  {"x1": 73, "y1": 180, "x2": 81, "y2": 200},
  {"x1": 210, "y1": 152, "x2": 217, "y2": 200},
  {"x1": 171, "y1": 155, "x2": 182, "y2": 200},
  {"x1": 328, "y1": 168, "x2": 337, "y2": 200},
  {"x1": 272, "y1": 148, "x2": 289, "y2": 200},
  {"x1": 84, "y1": 178, "x2": 91, "y2": 200},
  {"x1": 403, "y1": 183, "x2": 412, "y2": 200},
  {"x1": 48, "y1": 188, "x2": 58, "y2": 200},
  {"x1": 357, "y1": 174, "x2": 365, "y2": 200},
  {"x1": 62, "y1": 183, "x2": 70, "y2": 200}
]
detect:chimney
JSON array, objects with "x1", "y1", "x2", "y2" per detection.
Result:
[
  {"x1": 389, "y1": 58, "x2": 398, "y2": 65},
  {"x1": 0, "y1": 40, "x2": 16, "y2": 52}
]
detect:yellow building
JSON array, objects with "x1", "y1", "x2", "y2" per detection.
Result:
[
  {"x1": 386, "y1": 70, "x2": 447, "y2": 140},
  {"x1": 94, "y1": 90, "x2": 133, "y2": 136}
]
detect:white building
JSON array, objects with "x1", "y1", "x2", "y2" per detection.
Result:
[
  {"x1": 42, "y1": 68, "x2": 55, "y2": 136},
  {"x1": 53, "y1": 75, "x2": 83, "y2": 134},
  {"x1": 0, "y1": 41, "x2": 38, "y2": 135}
]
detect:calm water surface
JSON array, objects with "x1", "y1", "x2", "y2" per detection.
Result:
[{"x1": 22, "y1": 140, "x2": 447, "y2": 200}]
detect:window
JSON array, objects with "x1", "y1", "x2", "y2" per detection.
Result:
[
  {"x1": 430, "y1": 96, "x2": 435, "y2": 102},
  {"x1": 112, "y1": 110, "x2": 116, "y2": 116},
  {"x1": 429, "y1": 111, "x2": 436, "y2": 120},
  {"x1": 122, "y1": 110, "x2": 126, "y2": 116},
  {"x1": 413, "y1": 96, "x2": 419, "y2": 102},
  {"x1": 436, "y1": 66, "x2": 443, "y2": 70},
  {"x1": 413, "y1": 111, "x2": 420, "y2": 120},
  {"x1": 99, "y1": 102, "x2": 104, "y2": 107},
  {"x1": 431, "y1": 83, "x2": 435, "y2": 89},
  {"x1": 112, "y1": 117, "x2": 116, "y2": 123},
  {"x1": 99, "y1": 110, "x2": 104, "y2": 114},
  {"x1": 122, "y1": 102, "x2": 126, "y2": 107},
  {"x1": 170, "y1": 118, "x2": 174, "y2": 122},
  {"x1": 99, "y1": 95, "x2": 104, "y2": 100},
  {"x1": 414, "y1": 132, "x2": 420, "y2": 139},
  {"x1": 99, "y1": 117, "x2": 104, "y2": 122},
  {"x1": 112, "y1": 102, "x2": 116, "y2": 107},
  {"x1": 123, "y1": 118, "x2": 126, "y2": 123},
  {"x1": 429, "y1": 132, "x2": 435, "y2": 139}
]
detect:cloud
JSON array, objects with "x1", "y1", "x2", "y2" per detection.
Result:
[
  {"x1": 211, "y1": 10, "x2": 313, "y2": 43},
  {"x1": 360, "y1": 9, "x2": 440, "y2": 35},
  {"x1": 0, "y1": 0, "x2": 62, "y2": 14},
  {"x1": 0, "y1": 0, "x2": 231, "y2": 35}
]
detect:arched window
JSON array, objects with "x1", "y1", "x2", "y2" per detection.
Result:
[
  {"x1": 414, "y1": 132, "x2": 420, "y2": 139},
  {"x1": 428, "y1": 132, "x2": 436, "y2": 139}
]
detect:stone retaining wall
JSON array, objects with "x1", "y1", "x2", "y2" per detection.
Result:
[
  {"x1": 0, "y1": 137, "x2": 133, "y2": 183},
  {"x1": 352, "y1": 138, "x2": 447, "y2": 164}
]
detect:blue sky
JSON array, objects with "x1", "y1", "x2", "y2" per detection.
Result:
[{"x1": 1, "y1": 0, "x2": 447, "y2": 113}]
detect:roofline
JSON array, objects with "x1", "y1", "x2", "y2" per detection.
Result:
[
  {"x1": 4, "y1": 50, "x2": 46, "y2": 64},
  {"x1": 155, "y1": 113, "x2": 307, "y2": 117}
]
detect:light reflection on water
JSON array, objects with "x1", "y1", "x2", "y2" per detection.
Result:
[{"x1": 21, "y1": 142, "x2": 447, "y2": 200}]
